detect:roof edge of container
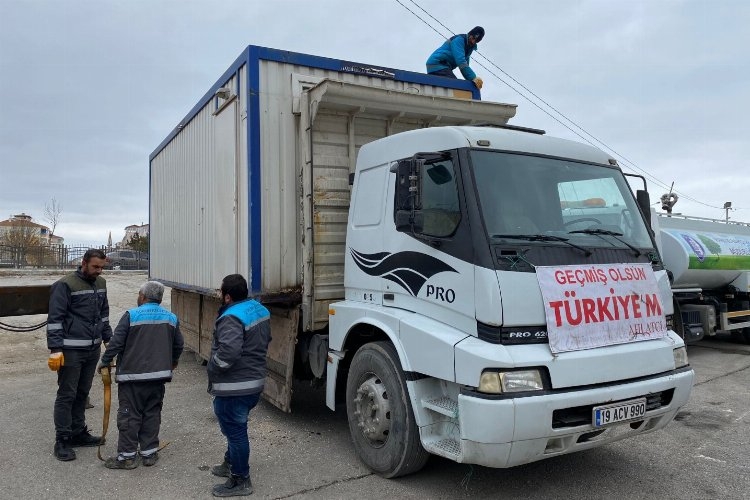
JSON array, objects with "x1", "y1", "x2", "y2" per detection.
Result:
[{"x1": 149, "y1": 44, "x2": 481, "y2": 161}]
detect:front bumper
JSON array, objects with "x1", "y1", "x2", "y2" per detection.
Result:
[{"x1": 454, "y1": 367, "x2": 694, "y2": 468}]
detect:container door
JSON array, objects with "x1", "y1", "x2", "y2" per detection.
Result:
[
  {"x1": 300, "y1": 84, "x2": 450, "y2": 332},
  {"x1": 212, "y1": 100, "x2": 240, "y2": 277}
]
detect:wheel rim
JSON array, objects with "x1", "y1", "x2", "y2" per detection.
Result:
[{"x1": 353, "y1": 374, "x2": 391, "y2": 446}]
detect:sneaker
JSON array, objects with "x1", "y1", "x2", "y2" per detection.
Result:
[
  {"x1": 212, "y1": 475, "x2": 253, "y2": 497},
  {"x1": 142, "y1": 452, "x2": 159, "y2": 467},
  {"x1": 211, "y1": 459, "x2": 231, "y2": 477},
  {"x1": 104, "y1": 456, "x2": 139, "y2": 470},
  {"x1": 53, "y1": 438, "x2": 76, "y2": 461},
  {"x1": 70, "y1": 427, "x2": 103, "y2": 447}
]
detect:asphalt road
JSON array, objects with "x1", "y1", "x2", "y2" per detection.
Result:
[{"x1": 1, "y1": 271, "x2": 749, "y2": 499}]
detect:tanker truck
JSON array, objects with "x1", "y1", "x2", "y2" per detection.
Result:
[
  {"x1": 653, "y1": 211, "x2": 750, "y2": 344},
  {"x1": 150, "y1": 45, "x2": 694, "y2": 477}
]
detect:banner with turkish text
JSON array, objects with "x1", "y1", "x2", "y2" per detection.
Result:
[{"x1": 536, "y1": 263, "x2": 667, "y2": 353}]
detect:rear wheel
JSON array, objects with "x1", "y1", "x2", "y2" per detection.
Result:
[{"x1": 345, "y1": 341, "x2": 429, "y2": 478}]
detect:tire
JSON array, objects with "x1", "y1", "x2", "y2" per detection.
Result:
[
  {"x1": 742, "y1": 328, "x2": 750, "y2": 345},
  {"x1": 345, "y1": 341, "x2": 429, "y2": 478}
]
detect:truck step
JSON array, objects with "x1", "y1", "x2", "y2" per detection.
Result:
[
  {"x1": 423, "y1": 437, "x2": 461, "y2": 460},
  {"x1": 421, "y1": 397, "x2": 458, "y2": 418}
]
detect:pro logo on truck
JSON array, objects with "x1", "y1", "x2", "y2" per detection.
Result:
[{"x1": 350, "y1": 249, "x2": 457, "y2": 297}]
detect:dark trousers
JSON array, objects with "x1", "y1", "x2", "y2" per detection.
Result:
[
  {"x1": 54, "y1": 347, "x2": 100, "y2": 440},
  {"x1": 213, "y1": 393, "x2": 261, "y2": 478},
  {"x1": 428, "y1": 68, "x2": 457, "y2": 78},
  {"x1": 116, "y1": 381, "x2": 165, "y2": 457}
]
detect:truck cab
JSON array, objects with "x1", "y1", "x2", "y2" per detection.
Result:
[{"x1": 328, "y1": 124, "x2": 694, "y2": 477}]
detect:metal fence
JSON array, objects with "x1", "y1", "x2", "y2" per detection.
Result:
[{"x1": 0, "y1": 244, "x2": 109, "y2": 269}]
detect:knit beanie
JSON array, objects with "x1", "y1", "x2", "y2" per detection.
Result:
[{"x1": 468, "y1": 26, "x2": 485, "y2": 42}]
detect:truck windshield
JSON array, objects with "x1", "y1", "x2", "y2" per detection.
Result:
[{"x1": 470, "y1": 150, "x2": 653, "y2": 250}]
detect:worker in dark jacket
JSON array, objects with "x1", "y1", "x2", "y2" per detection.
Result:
[
  {"x1": 426, "y1": 26, "x2": 485, "y2": 89},
  {"x1": 208, "y1": 274, "x2": 271, "y2": 497},
  {"x1": 47, "y1": 248, "x2": 112, "y2": 461},
  {"x1": 98, "y1": 281, "x2": 184, "y2": 469}
]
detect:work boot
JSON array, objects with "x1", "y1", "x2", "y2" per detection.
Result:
[
  {"x1": 212, "y1": 474, "x2": 253, "y2": 497},
  {"x1": 104, "y1": 455, "x2": 139, "y2": 470},
  {"x1": 53, "y1": 438, "x2": 76, "y2": 461},
  {"x1": 141, "y1": 452, "x2": 159, "y2": 467},
  {"x1": 70, "y1": 427, "x2": 103, "y2": 447},
  {"x1": 211, "y1": 459, "x2": 231, "y2": 477}
]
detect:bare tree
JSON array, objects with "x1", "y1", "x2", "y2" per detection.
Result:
[
  {"x1": 44, "y1": 198, "x2": 63, "y2": 236},
  {"x1": 0, "y1": 222, "x2": 41, "y2": 247},
  {"x1": 0, "y1": 220, "x2": 44, "y2": 267}
]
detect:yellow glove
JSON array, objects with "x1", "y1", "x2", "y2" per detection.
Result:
[
  {"x1": 48, "y1": 352, "x2": 64, "y2": 371},
  {"x1": 473, "y1": 77, "x2": 484, "y2": 90}
]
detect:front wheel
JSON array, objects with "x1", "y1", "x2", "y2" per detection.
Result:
[{"x1": 345, "y1": 341, "x2": 429, "y2": 478}]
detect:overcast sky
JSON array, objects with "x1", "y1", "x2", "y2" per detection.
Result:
[{"x1": 1, "y1": 0, "x2": 748, "y2": 245}]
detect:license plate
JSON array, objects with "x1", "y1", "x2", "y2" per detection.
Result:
[{"x1": 592, "y1": 398, "x2": 646, "y2": 427}]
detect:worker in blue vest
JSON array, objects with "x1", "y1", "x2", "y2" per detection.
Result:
[
  {"x1": 98, "y1": 281, "x2": 184, "y2": 469},
  {"x1": 426, "y1": 26, "x2": 485, "y2": 90},
  {"x1": 208, "y1": 274, "x2": 271, "y2": 497}
]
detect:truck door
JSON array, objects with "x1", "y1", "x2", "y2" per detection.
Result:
[{"x1": 378, "y1": 154, "x2": 477, "y2": 332}]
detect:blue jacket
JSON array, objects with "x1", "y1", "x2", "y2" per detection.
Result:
[
  {"x1": 426, "y1": 34, "x2": 478, "y2": 80},
  {"x1": 101, "y1": 302, "x2": 184, "y2": 383},
  {"x1": 207, "y1": 299, "x2": 271, "y2": 397}
]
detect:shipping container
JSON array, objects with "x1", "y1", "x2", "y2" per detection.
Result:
[{"x1": 150, "y1": 45, "x2": 516, "y2": 408}]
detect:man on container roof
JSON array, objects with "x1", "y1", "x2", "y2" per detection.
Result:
[{"x1": 426, "y1": 26, "x2": 485, "y2": 90}]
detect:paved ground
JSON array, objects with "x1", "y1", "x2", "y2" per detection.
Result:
[{"x1": 1, "y1": 270, "x2": 749, "y2": 499}]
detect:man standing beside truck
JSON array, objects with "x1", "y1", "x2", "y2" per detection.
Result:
[
  {"x1": 208, "y1": 274, "x2": 271, "y2": 497},
  {"x1": 47, "y1": 248, "x2": 112, "y2": 461},
  {"x1": 98, "y1": 281, "x2": 184, "y2": 469}
]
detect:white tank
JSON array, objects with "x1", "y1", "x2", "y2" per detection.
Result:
[{"x1": 654, "y1": 213, "x2": 750, "y2": 289}]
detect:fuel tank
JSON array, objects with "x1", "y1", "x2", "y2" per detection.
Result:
[{"x1": 654, "y1": 213, "x2": 750, "y2": 289}]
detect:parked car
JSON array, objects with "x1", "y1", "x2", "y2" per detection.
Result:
[{"x1": 105, "y1": 250, "x2": 149, "y2": 270}]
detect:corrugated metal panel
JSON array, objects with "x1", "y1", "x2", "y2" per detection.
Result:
[
  {"x1": 307, "y1": 110, "x2": 433, "y2": 330},
  {"x1": 151, "y1": 72, "x2": 242, "y2": 292},
  {"x1": 256, "y1": 62, "x2": 302, "y2": 296},
  {"x1": 256, "y1": 60, "x2": 473, "y2": 300}
]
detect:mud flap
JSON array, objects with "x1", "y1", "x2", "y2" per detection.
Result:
[{"x1": 263, "y1": 306, "x2": 299, "y2": 413}]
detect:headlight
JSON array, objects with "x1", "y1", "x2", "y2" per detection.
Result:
[
  {"x1": 673, "y1": 347, "x2": 689, "y2": 368},
  {"x1": 478, "y1": 369, "x2": 544, "y2": 394}
]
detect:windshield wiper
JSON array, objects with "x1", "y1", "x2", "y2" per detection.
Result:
[
  {"x1": 567, "y1": 228, "x2": 642, "y2": 257},
  {"x1": 492, "y1": 234, "x2": 592, "y2": 257}
]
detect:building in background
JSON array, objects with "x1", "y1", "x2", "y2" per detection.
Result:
[
  {"x1": 0, "y1": 213, "x2": 62, "y2": 245},
  {"x1": 0, "y1": 213, "x2": 66, "y2": 268},
  {"x1": 121, "y1": 223, "x2": 149, "y2": 247}
]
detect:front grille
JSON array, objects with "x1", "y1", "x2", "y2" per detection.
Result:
[{"x1": 552, "y1": 389, "x2": 674, "y2": 429}]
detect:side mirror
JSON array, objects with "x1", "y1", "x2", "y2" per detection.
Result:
[{"x1": 636, "y1": 190, "x2": 651, "y2": 228}]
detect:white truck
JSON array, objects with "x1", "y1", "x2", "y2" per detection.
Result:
[
  {"x1": 653, "y1": 211, "x2": 750, "y2": 343},
  {"x1": 150, "y1": 45, "x2": 694, "y2": 477}
]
